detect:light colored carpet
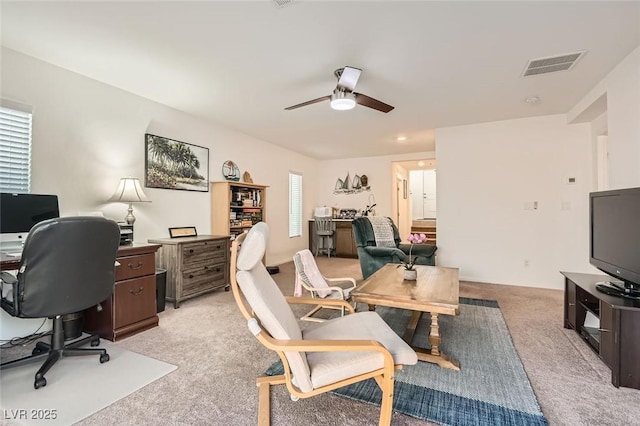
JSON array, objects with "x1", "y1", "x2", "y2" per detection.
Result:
[
  {"x1": 0, "y1": 341, "x2": 176, "y2": 425},
  {"x1": 268, "y1": 299, "x2": 547, "y2": 425},
  {"x1": 3, "y1": 257, "x2": 640, "y2": 425}
]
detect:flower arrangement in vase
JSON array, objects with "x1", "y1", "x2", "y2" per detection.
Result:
[{"x1": 399, "y1": 233, "x2": 428, "y2": 280}]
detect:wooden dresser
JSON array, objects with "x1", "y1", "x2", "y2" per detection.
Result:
[
  {"x1": 148, "y1": 235, "x2": 230, "y2": 308},
  {"x1": 83, "y1": 243, "x2": 161, "y2": 341}
]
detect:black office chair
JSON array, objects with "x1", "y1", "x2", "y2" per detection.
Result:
[{"x1": 0, "y1": 216, "x2": 120, "y2": 389}]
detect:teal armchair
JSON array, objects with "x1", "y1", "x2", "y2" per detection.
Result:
[{"x1": 352, "y1": 217, "x2": 437, "y2": 279}]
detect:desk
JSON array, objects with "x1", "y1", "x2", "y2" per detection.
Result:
[
  {"x1": 83, "y1": 243, "x2": 161, "y2": 341},
  {"x1": 1, "y1": 244, "x2": 161, "y2": 342},
  {"x1": 308, "y1": 219, "x2": 357, "y2": 258},
  {"x1": 0, "y1": 256, "x2": 20, "y2": 271}
]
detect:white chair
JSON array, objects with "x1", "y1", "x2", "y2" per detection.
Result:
[
  {"x1": 313, "y1": 216, "x2": 334, "y2": 257},
  {"x1": 230, "y1": 223, "x2": 417, "y2": 426},
  {"x1": 293, "y1": 249, "x2": 355, "y2": 322}
]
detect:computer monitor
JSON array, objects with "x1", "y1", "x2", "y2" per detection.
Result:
[{"x1": 0, "y1": 193, "x2": 60, "y2": 252}]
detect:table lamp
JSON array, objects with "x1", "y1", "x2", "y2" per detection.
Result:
[{"x1": 108, "y1": 177, "x2": 151, "y2": 225}]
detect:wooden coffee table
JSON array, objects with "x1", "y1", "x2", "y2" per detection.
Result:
[{"x1": 352, "y1": 263, "x2": 460, "y2": 370}]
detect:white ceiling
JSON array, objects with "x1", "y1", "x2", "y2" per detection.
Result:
[{"x1": 1, "y1": 1, "x2": 639, "y2": 160}]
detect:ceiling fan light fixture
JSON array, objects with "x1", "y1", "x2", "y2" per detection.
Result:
[{"x1": 330, "y1": 91, "x2": 356, "y2": 110}]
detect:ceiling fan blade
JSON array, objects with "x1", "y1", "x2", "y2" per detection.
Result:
[
  {"x1": 354, "y1": 93, "x2": 394, "y2": 113},
  {"x1": 336, "y1": 66, "x2": 362, "y2": 91},
  {"x1": 284, "y1": 95, "x2": 331, "y2": 110}
]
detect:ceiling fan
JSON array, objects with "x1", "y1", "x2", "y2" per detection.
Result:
[{"x1": 284, "y1": 66, "x2": 394, "y2": 113}]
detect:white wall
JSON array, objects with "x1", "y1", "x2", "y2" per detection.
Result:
[
  {"x1": 569, "y1": 47, "x2": 640, "y2": 189},
  {"x1": 1, "y1": 48, "x2": 318, "y2": 266},
  {"x1": 436, "y1": 115, "x2": 592, "y2": 289},
  {"x1": 316, "y1": 151, "x2": 435, "y2": 223},
  {"x1": 0, "y1": 48, "x2": 320, "y2": 339}
]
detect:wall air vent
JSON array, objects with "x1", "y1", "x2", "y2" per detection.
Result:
[{"x1": 522, "y1": 51, "x2": 586, "y2": 77}]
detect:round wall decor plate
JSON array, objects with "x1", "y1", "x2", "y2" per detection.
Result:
[{"x1": 222, "y1": 160, "x2": 240, "y2": 181}]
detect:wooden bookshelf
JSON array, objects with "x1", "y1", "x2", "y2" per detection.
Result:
[{"x1": 211, "y1": 181, "x2": 268, "y2": 241}]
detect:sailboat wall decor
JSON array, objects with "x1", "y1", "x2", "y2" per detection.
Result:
[{"x1": 333, "y1": 172, "x2": 371, "y2": 194}]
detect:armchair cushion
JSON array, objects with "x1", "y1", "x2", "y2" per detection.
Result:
[
  {"x1": 304, "y1": 311, "x2": 417, "y2": 389},
  {"x1": 236, "y1": 223, "x2": 313, "y2": 391}
]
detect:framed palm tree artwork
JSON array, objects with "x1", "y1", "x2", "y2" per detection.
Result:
[{"x1": 145, "y1": 133, "x2": 209, "y2": 192}]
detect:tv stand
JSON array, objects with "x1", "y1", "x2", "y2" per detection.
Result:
[{"x1": 562, "y1": 272, "x2": 640, "y2": 390}]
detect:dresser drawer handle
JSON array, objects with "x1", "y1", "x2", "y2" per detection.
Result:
[
  {"x1": 128, "y1": 262, "x2": 143, "y2": 270},
  {"x1": 189, "y1": 249, "x2": 194, "y2": 254},
  {"x1": 129, "y1": 287, "x2": 144, "y2": 296},
  {"x1": 189, "y1": 274, "x2": 194, "y2": 279},
  {"x1": 215, "y1": 267, "x2": 221, "y2": 272},
  {"x1": 216, "y1": 245, "x2": 221, "y2": 249}
]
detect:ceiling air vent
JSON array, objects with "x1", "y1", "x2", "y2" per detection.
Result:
[
  {"x1": 272, "y1": 0, "x2": 294, "y2": 7},
  {"x1": 522, "y1": 51, "x2": 586, "y2": 77}
]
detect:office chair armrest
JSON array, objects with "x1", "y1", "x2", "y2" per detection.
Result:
[{"x1": 285, "y1": 296, "x2": 355, "y2": 314}]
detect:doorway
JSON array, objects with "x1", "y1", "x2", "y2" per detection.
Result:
[
  {"x1": 410, "y1": 169, "x2": 436, "y2": 220},
  {"x1": 390, "y1": 159, "x2": 436, "y2": 243}
]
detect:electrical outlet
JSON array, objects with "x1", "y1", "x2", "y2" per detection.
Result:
[{"x1": 524, "y1": 259, "x2": 530, "y2": 267}]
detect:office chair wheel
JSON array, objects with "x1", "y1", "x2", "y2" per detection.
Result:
[
  {"x1": 90, "y1": 338, "x2": 100, "y2": 347},
  {"x1": 32, "y1": 341, "x2": 49, "y2": 355},
  {"x1": 100, "y1": 353, "x2": 110, "y2": 363},
  {"x1": 34, "y1": 377, "x2": 46, "y2": 389}
]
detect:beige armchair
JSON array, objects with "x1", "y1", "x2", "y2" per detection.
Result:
[
  {"x1": 293, "y1": 248, "x2": 356, "y2": 322},
  {"x1": 230, "y1": 223, "x2": 417, "y2": 426}
]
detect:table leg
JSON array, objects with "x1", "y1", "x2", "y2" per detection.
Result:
[
  {"x1": 409, "y1": 311, "x2": 460, "y2": 371},
  {"x1": 429, "y1": 312, "x2": 441, "y2": 356}
]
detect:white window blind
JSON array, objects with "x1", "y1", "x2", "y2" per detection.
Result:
[
  {"x1": 289, "y1": 171, "x2": 302, "y2": 237},
  {"x1": 0, "y1": 106, "x2": 32, "y2": 193}
]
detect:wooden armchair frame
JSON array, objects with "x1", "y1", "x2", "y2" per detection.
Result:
[{"x1": 230, "y1": 232, "x2": 402, "y2": 426}]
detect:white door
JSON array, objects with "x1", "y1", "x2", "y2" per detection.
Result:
[
  {"x1": 423, "y1": 170, "x2": 437, "y2": 219},
  {"x1": 410, "y1": 170, "x2": 424, "y2": 219}
]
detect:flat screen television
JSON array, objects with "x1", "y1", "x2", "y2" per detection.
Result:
[
  {"x1": 0, "y1": 192, "x2": 59, "y2": 252},
  {"x1": 590, "y1": 187, "x2": 640, "y2": 299}
]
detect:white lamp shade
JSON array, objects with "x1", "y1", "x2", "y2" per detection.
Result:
[{"x1": 108, "y1": 178, "x2": 151, "y2": 203}]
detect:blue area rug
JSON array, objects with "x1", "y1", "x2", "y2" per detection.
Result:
[{"x1": 266, "y1": 297, "x2": 548, "y2": 426}]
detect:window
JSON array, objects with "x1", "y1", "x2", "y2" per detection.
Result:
[
  {"x1": 289, "y1": 171, "x2": 302, "y2": 237},
  {"x1": 0, "y1": 104, "x2": 32, "y2": 193}
]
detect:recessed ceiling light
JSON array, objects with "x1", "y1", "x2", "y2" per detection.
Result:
[
  {"x1": 525, "y1": 96, "x2": 540, "y2": 104},
  {"x1": 396, "y1": 136, "x2": 407, "y2": 141},
  {"x1": 418, "y1": 161, "x2": 425, "y2": 167}
]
